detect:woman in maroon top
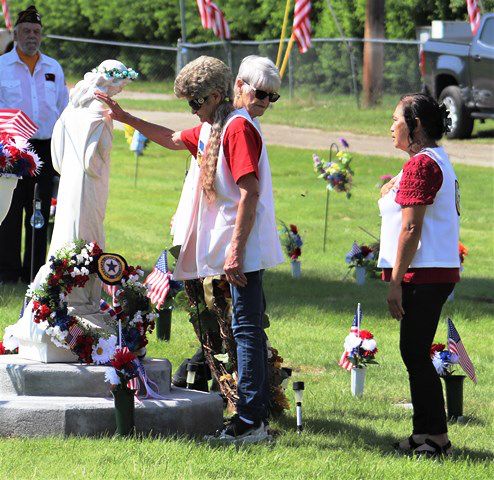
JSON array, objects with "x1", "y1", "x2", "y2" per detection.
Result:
[{"x1": 379, "y1": 93, "x2": 460, "y2": 457}]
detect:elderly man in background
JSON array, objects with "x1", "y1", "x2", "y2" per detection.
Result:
[{"x1": 0, "y1": 5, "x2": 68, "y2": 284}]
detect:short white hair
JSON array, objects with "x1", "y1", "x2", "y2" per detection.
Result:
[{"x1": 236, "y1": 55, "x2": 281, "y2": 92}]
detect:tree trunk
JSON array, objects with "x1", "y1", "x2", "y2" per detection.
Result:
[{"x1": 363, "y1": 0, "x2": 385, "y2": 107}]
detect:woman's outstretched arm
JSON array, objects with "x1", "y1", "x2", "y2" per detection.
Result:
[{"x1": 94, "y1": 92, "x2": 186, "y2": 151}]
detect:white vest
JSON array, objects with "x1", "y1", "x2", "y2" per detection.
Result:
[
  {"x1": 377, "y1": 147, "x2": 460, "y2": 269},
  {"x1": 172, "y1": 108, "x2": 284, "y2": 280}
]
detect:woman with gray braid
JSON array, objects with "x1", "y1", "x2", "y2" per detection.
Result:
[{"x1": 95, "y1": 56, "x2": 284, "y2": 444}]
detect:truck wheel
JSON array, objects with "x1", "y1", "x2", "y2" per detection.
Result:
[{"x1": 439, "y1": 86, "x2": 474, "y2": 139}]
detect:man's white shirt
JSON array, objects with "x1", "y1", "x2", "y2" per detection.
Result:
[{"x1": 0, "y1": 48, "x2": 69, "y2": 139}]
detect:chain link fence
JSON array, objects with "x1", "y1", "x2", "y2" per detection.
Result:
[{"x1": 41, "y1": 35, "x2": 422, "y2": 102}]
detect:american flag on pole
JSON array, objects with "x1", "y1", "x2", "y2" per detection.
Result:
[
  {"x1": 466, "y1": 0, "x2": 482, "y2": 36},
  {"x1": 293, "y1": 0, "x2": 312, "y2": 53},
  {"x1": 447, "y1": 317, "x2": 477, "y2": 384},
  {"x1": 127, "y1": 375, "x2": 140, "y2": 392},
  {"x1": 0, "y1": 109, "x2": 38, "y2": 141},
  {"x1": 196, "y1": 0, "x2": 231, "y2": 40},
  {"x1": 1, "y1": 0, "x2": 12, "y2": 31},
  {"x1": 339, "y1": 304, "x2": 362, "y2": 371},
  {"x1": 144, "y1": 250, "x2": 172, "y2": 310},
  {"x1": 346, "y1": 241, "x2": 361, "y2": 259}
]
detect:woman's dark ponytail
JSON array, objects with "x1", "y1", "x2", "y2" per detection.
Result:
[{"x1": 400, "y1": 93, "x2": 451, "y2": 144}]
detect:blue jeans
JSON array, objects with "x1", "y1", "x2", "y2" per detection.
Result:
[{"x1": 230, "y1": 270, "x2": 269, "y2": 424}]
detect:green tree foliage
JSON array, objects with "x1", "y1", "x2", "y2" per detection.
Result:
[
  {"x1": 8, "y1": 0, "x2": 494, "y2": 43},
  {"x1": 7, "y1": 0, "x2": 493, "y2": 85}
]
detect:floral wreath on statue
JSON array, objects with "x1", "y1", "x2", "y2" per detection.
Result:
[{"x1": 28, "y1": 240, "x2": 157, "y2": 365}]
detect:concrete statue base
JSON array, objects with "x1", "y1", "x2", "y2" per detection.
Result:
[{"x1": 0, "y1": 355, "x2": 223, "y2": 438}]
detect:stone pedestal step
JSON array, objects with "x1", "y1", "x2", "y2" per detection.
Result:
[
  {"x1": 0, "y1": 388, "x2": 223, "y2": 437},
  {"x1": 0, "y1": 355, "x2": 171, "y2": 397}
]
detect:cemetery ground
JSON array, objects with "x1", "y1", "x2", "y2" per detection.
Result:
[{"x1": 0, "y1": 135, "x2": 492, "y2": 479}]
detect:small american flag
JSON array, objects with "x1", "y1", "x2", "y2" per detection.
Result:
[
  {"x1": 66, "y1": 324, "x2": 84, "y2": 349},
  {"x1": 127, "y1": 376, "x2": 139, "y2": 392},
  {"x1": 293, "y1": 0, "x2": 312, "y2": 53},
  {"x1": 346, "y1": 241, "x2": 361, "y2": 259},
  {"x1": 447, "y1": 317, "x2": 477, "y2": 384},
  {"x1": 466, "y1": 0, "x2": 482, "y2": 36},
  {"x1": 196, "y1": 0, "x2": 231, "y2": 40},
  {"x1": 144, "y1": 250, "x2": 172, "y2": 310},
  {"x1": 339, "y1": 304, "x2": 362, "y2": 371},
  {"x1": 0, "y1": 109, "x2": 38, "y2": 141},
  {"x1": 1, "y1": 0, "x2": 12, "y2": 31}
]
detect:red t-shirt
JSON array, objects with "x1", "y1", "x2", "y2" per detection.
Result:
[
  {"x1": 382, "y1": 153, "x2": 460, "y2": 284},
  {"x1": 180, "y1": 117, "x2": 262, "y2": 183}
]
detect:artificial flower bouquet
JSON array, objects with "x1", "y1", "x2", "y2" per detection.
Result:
[
  {"x1": 430, "y1": 343, "x2": 459, "y2": 376},
  {"x1": 345, "y1": 241, "x2": 379, "y2": 275},
  {"x1": 279, "y1": 221, "x2": 303, "y2": 261},
  {"x1": 105, "y1": 346, "x2": 139, "y2": 391},
  {"x1": 312, "y1": 147, "x2": 354, "y2": 198},
  {"x1": 0, "y1": 133, "x2": 42, "y2": 177},
  {"x1": 343, "y1": 329, "x2": 378, "y2": 368}
]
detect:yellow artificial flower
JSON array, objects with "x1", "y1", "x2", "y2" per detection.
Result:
[{"x1": 124, "y1": 124, "x2": 135, "y2": 145}]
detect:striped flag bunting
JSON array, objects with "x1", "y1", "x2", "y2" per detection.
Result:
[
  {"x1": 66, "y1": 324, "x2": 84, "y2": 348},
  {"x1": 447, "y1": 317, "x2": 477, "y2": 384},
  {"x1": 466, "y1": 0, "x2": 482, "y2": 35},
  {"x1": 293, "y1": 0, "x2": 312, "y2": 53},
  {"x1": 1, "y1": 0, "x2": 12, "y2": 30},
  {"x1": 0, "y1": 109, "x2": 38, "y2": 141},
  {"x1": 144, "y1": 250, "x2": 172, "y2": 310},
  {"x1": 339, "y1": 304, "x2": 362, "y2": 371},
  {"x1": 99, "y1": 299, "x2": 117, "y2": 319},
  {"x1": 196, "y1": 0, "x2": 231, "y2": 40}
]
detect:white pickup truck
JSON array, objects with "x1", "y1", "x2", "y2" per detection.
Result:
[{"x1": 0, "y1": 28, "x2": 13, "y2": 54}]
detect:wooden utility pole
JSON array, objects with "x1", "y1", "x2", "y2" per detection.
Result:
[{"x1": 363, "y1": 0, "x2": 385, "y2": 107}]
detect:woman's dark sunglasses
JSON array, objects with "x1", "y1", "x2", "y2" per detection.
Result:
[
  {"x1": 244, "y1": 82, "x2": 280, "y2": 103},
  {"x1": 188, "y1": 96, "x2": 209, "y2": 111}
]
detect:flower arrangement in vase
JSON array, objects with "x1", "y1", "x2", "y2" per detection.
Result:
[
  {"x1": 279, "y1": 221, "x2": 303, "y2": 278},
  {"x1": 345, "y1": 241, "x2": 379, "y2": 284}
]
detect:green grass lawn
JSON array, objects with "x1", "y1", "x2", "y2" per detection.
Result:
[
  {"x1": 118, "y1": 91, "x2": 494, "y2": 143},
  {"x1": 0, "y1": 134, "x2": 493, "y2": 479}
]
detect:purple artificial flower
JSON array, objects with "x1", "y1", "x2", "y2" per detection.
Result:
[{"x1": 339, "y1": 137, "x2": 349, "y2": 149}]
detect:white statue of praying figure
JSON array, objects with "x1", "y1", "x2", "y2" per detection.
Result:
[{"x1": 6, "y1": 60, "x2": 137, "y2": 362}]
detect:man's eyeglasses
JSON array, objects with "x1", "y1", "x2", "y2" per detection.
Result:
[
  {"x1": 244, "y1": 82, "x2": 280, "y2": 103},
  {"x1": 188, "y1": 96, "x2": 209, "y2": 111}
]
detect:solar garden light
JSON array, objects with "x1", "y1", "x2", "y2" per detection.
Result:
[
  {"x1": 293, "y1": 381, "x2": 305, "y2": 434},
  {"x1": 186, "y1": 362, "x2": 198, "y2": 389}
]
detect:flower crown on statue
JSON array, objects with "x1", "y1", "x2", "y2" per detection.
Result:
[{"x1": 91, "y1": 66, "x2": 139, "y2": 81}]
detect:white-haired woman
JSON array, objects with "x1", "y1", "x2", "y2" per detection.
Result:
[{"x1": 96, "y1": 55, "x2": 284, "y2": 443}]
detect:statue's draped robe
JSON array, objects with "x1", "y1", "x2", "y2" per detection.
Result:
[{"x1": 11, "y1": 101, "x2": 114, "y2": 353}]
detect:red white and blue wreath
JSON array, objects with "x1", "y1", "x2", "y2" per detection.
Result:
[{"x1": 28, "y1": 240, "x2": 157, "y2": 366}]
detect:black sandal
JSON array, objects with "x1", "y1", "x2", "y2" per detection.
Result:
[
  {"x1": 393, "y1": 435, "x2": 424, "y2": 452},
  {"x1": 415, "y1": 438, "x2": 452, "y2": 457}
]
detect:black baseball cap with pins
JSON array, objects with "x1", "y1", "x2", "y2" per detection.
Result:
[{"x1": 15, "y1": 5, "x2": 42, "y2": 27}]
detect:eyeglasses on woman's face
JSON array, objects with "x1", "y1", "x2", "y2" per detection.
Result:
[
  {"x1": 188, "y1": 96, "x2": 209, "y2": 111},
  {"x1": 243, "y1": 82, "x2": 280, "y2": 103}
]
